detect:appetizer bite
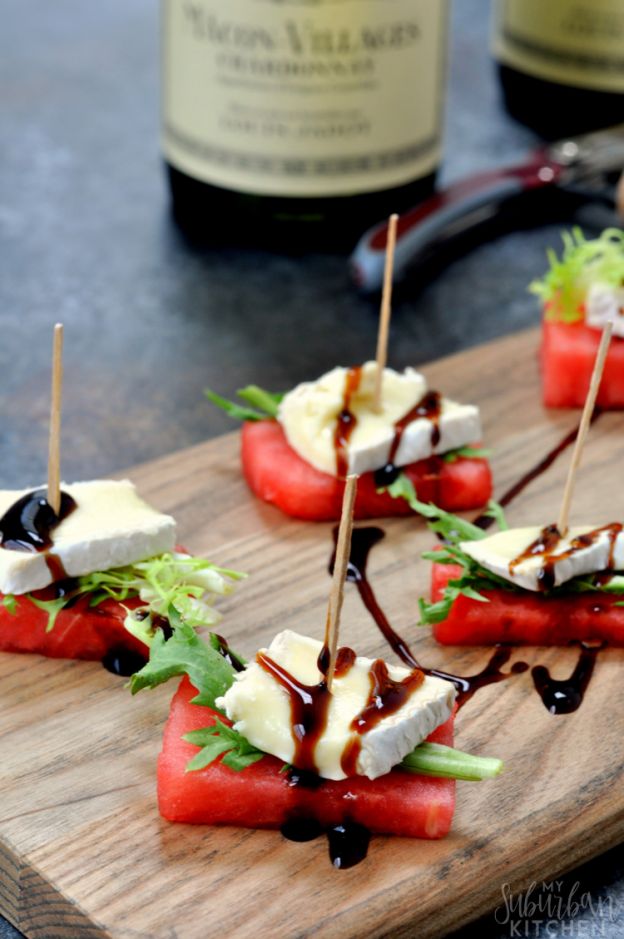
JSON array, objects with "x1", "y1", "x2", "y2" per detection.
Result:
[
  {"x1": 207, "y1": 365, "x2": 492, "y2": 521},
  {"x1": 410, "y1": 323, "x2": 621, "y2": 646},
  {"x1": 0, "y1": 479, "x2": 242, "y2": 668},
  {"x1": 532, "y1": 228, "x2": 624, "y2": 408},
  {"x1": 0, "y1": 324, "x2": 242, "y2": 668},
  {"x1": 206, "y1": 215, "x2": 492, "y2": 521},
  {"x1": 418, "y1": 496, "x2": 624, "y2": 646},
  {"x1": 131, "y1": 478, "x2": 502, "y2": 868}
]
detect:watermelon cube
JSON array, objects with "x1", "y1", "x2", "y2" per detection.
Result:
[
  {"x1": 241, "y1": 420, "x2": 492, "y2": 521},
  {"x1": 430, "y1": 560, "x2": 624, "y2": 645},
  {"x1": 541, "y1": 320, "x2": 624, "y2": 409},
  {"x1": 0, "y1": 591, "x2": 146, "y2": 661},
  {"x1": 158, "y1": 676, "x2": 456, "y2": 839}
]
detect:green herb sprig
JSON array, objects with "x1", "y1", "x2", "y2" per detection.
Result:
[
  {"x1": 530, "y1": 227, "x2": 624, "y2": 323},
  {"x1": 204, "y1": 385, "x2": 284, "y2": 422},
  {"x1": 3, "y1": 552, "x2": 244, "y2": 637}
]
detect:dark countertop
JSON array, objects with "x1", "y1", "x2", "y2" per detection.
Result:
[{"x1": 1, "y1": 1, "x2": 623, "y2": 937}]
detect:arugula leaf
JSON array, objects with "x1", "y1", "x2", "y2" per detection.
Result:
[
  {"x1": 384, "y1": 475, "x2": 487, "y2": 543},
  {"x1": 418, "y1": 595, "x2": 455, "y2": 626},
  {"x1": 457, "y1": 583, "x2": 490, "y2": 602},
  {"x1": 130, "y1": 610, "x2": 235, "y2": 709},
  {"x1": 593, "y1": 574, "x2": 624, "y2": 593},
  {"x1": 482, "y1": 500, "x2": 509, "y2": 531},
  {"x1": 204, "y1": 389, "x2": 266, "y2": 422},
  {"x1": 565, "y1": 573, "x2": 624, "y2": 595},
  {"x1": 29, "y1": 594, "x2": 70, "y2": 633},
  {"x1": 184, "y1": 719, "x2": 264, "y2": 772},
  {"x1": 236, "y1": 385, "x2": 284, "y2": 417},
  {"x1": 442, "y1": 446, "x2": 492, "y2": 463},
  {"x1": 204, "y1": 384, "x2": 284, "y2": 422},
  {"x1": 131, "y1": 614, "x2": 264, "y2": 771},
  {"x1": 2, "y1": 594, "x2": 17, "y2": 615},
  {"x1": 529, "y1": 227, "x2": 624, "y2": 323}
]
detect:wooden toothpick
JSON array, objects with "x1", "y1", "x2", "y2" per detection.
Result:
[
  {"x1": 47, "y1": 323, "x2": 64, "y2": 515},
  {"x1": 324, "y1": 475, "x2": 358, "y2": 691},
  {"x1": 557, "y1": 321, "x2": 613, "y2": 536},
  {"x1": 373, "y1": 213, "x2": 399, "y2": 413}
]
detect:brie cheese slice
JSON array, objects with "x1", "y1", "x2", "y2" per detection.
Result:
[
  {"x1": 0, "y1": 479, "x2": 176, "y2": 595},
  {"x1": 461, "y1": 525, "x2": 624, "y2": 592},
  {"x1": 586, "y1": 283, "x2": 624, "y2": 338},
  {"x1": 217, "y1": 629, "x2": 455, "y2": 781},
  {"x1": 278, "y1": 361, "x2": 481, "y2": 477}
]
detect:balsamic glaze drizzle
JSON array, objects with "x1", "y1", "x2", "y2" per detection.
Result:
[
  {"x1": 327, "y1": 822, "x2": 371, "y2": 869},
  {"x1": 0, "y1": 487, "x2": 78, "y2": 581},
  {"x1": 374, "y1": 390, "x2": 443, "y2": 488},
  {"x1": 0, "y1": 488, "x2": 76, "y2": 552},
  {"x1": 213, "y1": 633, "x2": 246, "y2": 672},
  {"x1": 350, "y1": 658, "x2": 424, "y2": 734},
  {"x1": 334, "y1": 366, "x2": 363, "y2": 478},
  {"x1": 256, "y1": 651, "x2": 332, "y2": 774}
]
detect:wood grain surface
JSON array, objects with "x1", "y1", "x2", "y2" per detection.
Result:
[{"x1": 2, "y1": 327, "x2": 624, "y2": 939}]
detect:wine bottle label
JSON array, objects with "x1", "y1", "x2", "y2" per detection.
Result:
[
  {"x1": 162, "y1": 0, "x2": 447, "y2": 197},
  {"x1": 493, "y1": 0, "x2": 624, "y2": 93}
]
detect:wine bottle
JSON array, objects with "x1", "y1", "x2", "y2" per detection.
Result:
[
  {"x1": 492, "y1": 0, "x2": 624, "y2": 139},
  {"x1": 162, "y1": 0, "x2": 449, "y2": 249}
]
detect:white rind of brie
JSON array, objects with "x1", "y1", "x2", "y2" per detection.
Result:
[
  {"x1": 585, "y1": 283, "x2": 624, "y2": 338},
  {"x1": 277, "y1": 361, "x2": 482, "y2": 477},
  {"x1": 0, "y1": 479, "x2": 176, "y2": 595},
  {"x1": 216, "y1": 629, "x2": 456, "y2": 781},
  {"x1": 460, "y1": 525, "x2": 624, "y2": 592}
]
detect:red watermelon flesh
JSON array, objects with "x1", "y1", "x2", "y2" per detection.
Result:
[
  {"x1": 0, "y1": 591, "x2": 145, "y2": 660},
  {"x1": 158, "y1": 676, "x2": 456, "y2": 839},
  {"x1": 430, "y1": 560, "x2": 624, "y2": 645},
  {"x1": 541, "y1": 319, "x2": 624, "y2": 409},
  {"x1": 241, "y1": 420, "x2": 492, "y2": 521}
]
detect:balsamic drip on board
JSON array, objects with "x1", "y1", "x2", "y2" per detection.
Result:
[
  {"x1": 374, "y1": 389, "x2": 443, "y2": 488},
  {"x1": 531, "y1": 642, "x2": 604, "y2": 715},
  {"x1": 102, "y1": 646, "x2": 148, "y2": 677},
  {"x1": 280, "y1": 816, "x2": 371, "y2": 870}
]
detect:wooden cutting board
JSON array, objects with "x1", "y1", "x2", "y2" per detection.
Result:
[{"x1": 2, "y1": 327, "x2": 624, "y2": 939}]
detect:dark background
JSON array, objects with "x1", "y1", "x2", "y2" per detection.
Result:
[{"x1": 1, "y1": 0, "x2": 623, "y2": 936}]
